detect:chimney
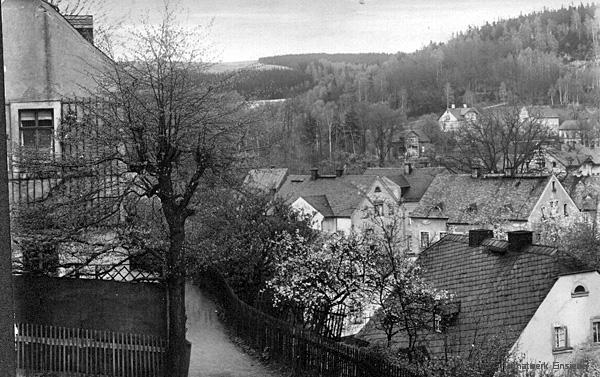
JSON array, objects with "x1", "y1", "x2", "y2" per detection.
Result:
[
  {"x1": 469, "y1": 229, "x2": 493, "y2": 247},
  {"x1": 404, "y1": 162, "x2": 413, "y2": 175},
  {"x1": 335, "y1": 168, "x2": 344, "y2": 177},
  {"x1": 64, "y1": 15, "x2": 94, "y2": 45},
  {"x1": 471, "y1": 167, "x2": 480, "y2": 179},
  {"x1": 309, "y1": 167, "x2": 319, "y2": 181},
  {"x1": 504, "y1": 166, "x2": 514, "y2": 177},
  {"x1": 507, "y1": 231, "x2": 533, "y2": 252},
  {"x1": 451, "y1": 104, "x2": 456, "y2": 109}
]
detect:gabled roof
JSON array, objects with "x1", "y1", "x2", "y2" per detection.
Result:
[
  {"x1": 445, "y1": 107, "x2": 479, "y2": 121},
  {"x1": 399, "y1": 128, "x2": 431, "y2": 143},
  {"x1": 243, "y1": 168, "x2": 289, "y2": 193},
  {"x1": 300, "y1": 195, "x2": 335, "y2": 217},
  {"x1": 405, "y1": 235, "x2": 579, "y2": 357},
  {"x1": 559, "y1": 119, "x2": 582, "y2": 131},
  {"x1": 410, "y1": 175, "x2": 551, "y2": 222},
  {"x1": 363, "y1": 168, "x2": 410, "y2": 188},
  {"x1": 277, "y1": 174, "x2": 388, "y2": 217},
  {"x1": 402, "y1": 167, "x2": 449, "y2": 203},
  {"x1": 358, "y1": 234, "x2": 584, "y2": 357},
  {"x1": 521, "y1": 105, "x2": 560, "y2": 119}
]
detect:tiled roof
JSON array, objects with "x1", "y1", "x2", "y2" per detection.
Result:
[
  {"x1": 359, "y1": 234, "x2": 583, "y2": 357},
  {"x1": 403, "y1": 167, "x2": 449, "y2": 202},
  {"x1": 546, "y1": 148, "x2": 592, "y2": 168},
  {"x1": 446, "y1": 107, "x2": 478, "y2": 120},
  {"x1": 277, "y1": 174, "x2": 383, "y2": 217},
  {"x1": 243, "y1": 168, "x2": 288, "y2": 193},
  {"x1": 560, "y1": 119, "x2": 581, "y2": 131},
  {"x1": 523, "y1": 105, "x2": 560, "y2": 119},
  {"x1": 301, "y1": 195, "x2": 334, "y2": 217},
  {"x1": 363, "y1": 168, "x2": 410, "y2": 187},
  {"x1": 410, "y1": 175, "x2": 550, "y2": 222}
]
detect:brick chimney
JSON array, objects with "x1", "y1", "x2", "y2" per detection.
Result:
[
  {"x1": 471, "y1": 167, "x2": 480, "y2": 179},
  {"x1": 309, "y1": 168, "x2": 319, "y2": 181},
  {"x1": 468, "y1": 229, "x2": 493, "y2": 247},
  {"x1": 404, "y1": 162, "x2": 413, "y2": 175},
  {"x1": 507, "y1": 231, "x2": 533, "y2": 252},
  {"x1": 451, "y1": 104, "x2": 456, "y2": 109},
  {"x1": 335, "y1": 168, "x2": 344, "y2": 177},
  {"x1": 64, "y1": 15, "x2": 94, "y2": 45}
]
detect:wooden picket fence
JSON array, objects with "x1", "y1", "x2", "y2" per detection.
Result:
[{"x1": 15, "y1": 323, "x2": 166, "y2": 377}]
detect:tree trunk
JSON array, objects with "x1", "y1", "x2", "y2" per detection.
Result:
[
  {"x1": 166, "y1": 273, "x2": 187, "y2": 377},
  {"x1": 164, "y1": 214, "x2": 188, "y2": 377}
]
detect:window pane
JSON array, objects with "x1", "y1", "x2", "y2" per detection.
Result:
[
  {"x1": 21, "y1": 130, "x2": 36, "y2": 147},
  {"x1": 38, "y1": 119, "x2": 53, "y2": 129},
  {"x1": 19, "y1": 111, "x2": 35, "y2": 121},
  {"x1": 594, "y1": 322, "x2": 599, "y2": 343},
  {"x1": 20, "y1": 120, "x2": 36, "y2": 128},
  {"x1": 38, "y1": 129, "x2": 53, "y2": 149},
  {"x1": 37, "y1": 110, "x2": 53, "y2": 120}
]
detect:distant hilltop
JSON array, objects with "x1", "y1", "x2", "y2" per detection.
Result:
[{"x1": 206, "y1": 60, "x2": 290, "y2": 73}]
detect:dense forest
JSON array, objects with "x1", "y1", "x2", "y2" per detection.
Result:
[{"x1": 236, "y1": 4, "x2": 599, "y2": 173}]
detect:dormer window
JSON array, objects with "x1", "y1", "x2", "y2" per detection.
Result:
[{"x1": 572, "y1": 284, "x2": 589, "y2": 297}]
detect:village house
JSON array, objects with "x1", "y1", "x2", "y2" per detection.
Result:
[
  {"x1": 2, "y1": 0, "x2": 146, "y2": 280},
  {"x1": 242, "y1": 167, "x2": 289, "y2": 194},
  {"x1": 3, "y1": 0, "x2": 112, "y2": 172},
  {"x1": 276, "y1": 168, "x2": 403, "y2": 234},
  {"x1": 408, "y1": 172, "x2": 579, "y2": 252},
  {"x1": 363, "y1": 166, "x2": 448, "y2": 254},
  {"x1": 519, "y1": 105, "x2": 561, "y2": 134},
  {"x1": 358, "y1": 229, "x2": 600, "y2": 368},
  {"x1": 438, "y1": 104, "x2": 479, "y2": 132},
  {"x1": 391, "y1": 128, "x2": 432, "y2": 160}
]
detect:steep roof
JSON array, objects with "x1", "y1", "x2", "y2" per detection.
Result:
[
  {"x1": 560, "y1": 119, "x2": 582, "y2": 131},
  {"x1": 446, "y1": 107, "x2": 478, "y2": 121},
  {"x1": 402, "y1": 167, "x2": 449, "y2": 203},
  {"x1": 301, "y1": 195, "x2": 335, "y2": 217},
  {"x1": 277, "y1": 174, "x2": 385, "y2": 217},
  {"x1": 359, "y1": 234, "x2": 583, "y2": 358},
  {"x1": 363, "y1": 168, "x2": 410, "y2": 187},
  {"x1": 410, "y1": 175, "x2": 550, "y2": 222},
  {"x1": 399, "y1": 128, "x2": 431, "y2": 143},
  {"x1": 243, "y1": 168, "x2": 289, "y2": 193}
]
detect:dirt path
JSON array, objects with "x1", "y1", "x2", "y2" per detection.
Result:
[{"x1": 185, "y1": 283, "x2": 279, "y2": 377}]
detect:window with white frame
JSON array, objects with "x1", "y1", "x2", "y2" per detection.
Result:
[
  {"x1": 19, "y1": 109, "x2": 54, "y2": 152},
  {"x1": 420, "y1": 231, "x2": 430, "y2": 249},
  {"x1": 553, "y1": 326, "x2": 568, "y2": 350}
]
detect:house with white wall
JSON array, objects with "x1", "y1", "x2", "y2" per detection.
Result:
[
  {"x1": 277, "y1": 168, "x2": 402, "y2": 235},
  {"x1": 438, "y1": 104, "x2": 479, "y2": 132},
  {"x1": 520, "y1": 106, "x2": 561, "y2": 134},
  {"x1": 358, "y1": 229, "x2": 600, "y2": 370},
  {"x1": 409, "y1": 173, "x2": 579, "y2": 253}
]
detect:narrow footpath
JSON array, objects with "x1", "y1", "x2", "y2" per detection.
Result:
[{"x1": 185, "y1": 283, "x2": 279, "y2": 377}]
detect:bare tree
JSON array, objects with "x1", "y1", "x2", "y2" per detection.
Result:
[
  {"x1": 443, "y1": 107, "x2": 552, "y2": 174},
  {"x1": 12, "y1": 5, "x2": 249, "y2": 376}
]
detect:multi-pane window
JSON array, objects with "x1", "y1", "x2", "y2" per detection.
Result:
[
  {"x1": 19, "y1": 109, "x2": 53, "y2": 151},
  {"x1": 553, "y1": 326, "x2": 568, "y2": 349},
  {"x1": 420, "y1": 231, "x2": 430, "y2": 249},
  {"x1": 593, "y1": 321, "x2": 600, "y2": 344}
]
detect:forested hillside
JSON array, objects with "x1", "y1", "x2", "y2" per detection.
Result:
[{"x1": 241, "y1": 4, "x2": 599, "y2": 173}]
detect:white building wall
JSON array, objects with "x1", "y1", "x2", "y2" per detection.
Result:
[{"x1": 510, "y1": 272, "x2": 600, "y2": 366}]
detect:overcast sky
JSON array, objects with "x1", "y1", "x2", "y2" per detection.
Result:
[{"x1": 106, "y1": 0, "x2": 583, "y2": 62}]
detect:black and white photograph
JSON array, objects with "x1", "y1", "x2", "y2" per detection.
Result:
[{"x1": 0, "y1": 0, "x2": 599, "y2": 376}]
